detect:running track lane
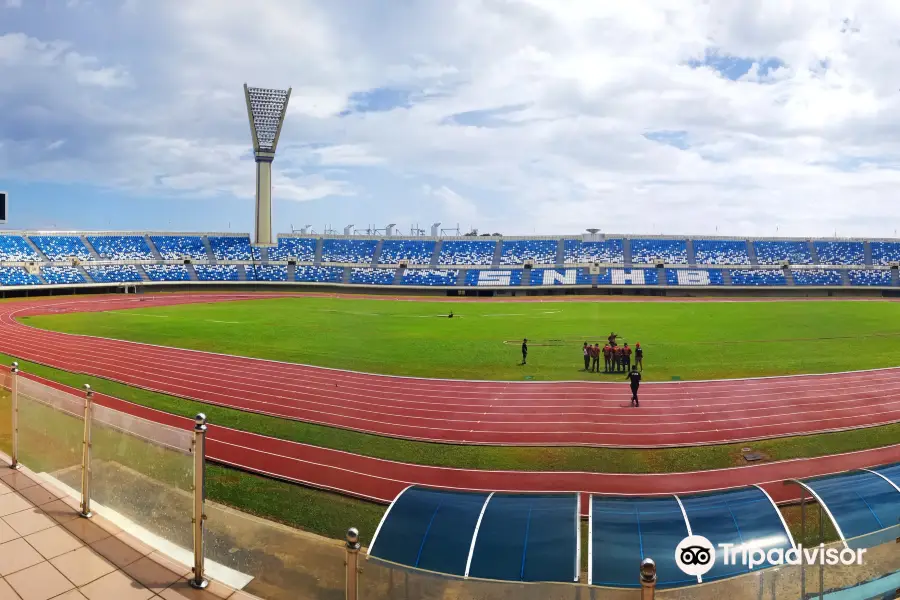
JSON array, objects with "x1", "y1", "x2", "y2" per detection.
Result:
[
  {"x1": 1, "y1": 293, "x2": 900, "y2": 447},
  {"x1": 5, "y1": 366, "x2": 900, "y2": 515}
]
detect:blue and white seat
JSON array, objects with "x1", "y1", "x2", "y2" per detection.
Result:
[
  {"x1": 84, "y1": 265, "x2": 143, "y2": 283},
  {"x1": 753, "y1": 241, "x2": 813, "y2": 265},
  {"x1": 350, "y1": 268, "x2": 395, "y2": 285},
  {"x1": 464, "y1": 269, "x2": 523, "y2": 286},
  {"x1": 665, "y1": 269, "x2": 725, "y2": 286},
  {"x1": 41, "y1": 266, "x2": 84, "y2": 284},
  {"x1": 693, "y1": 240, "x2": 750, "y2": 265},
  {"x1": 529, "y1": 268, "x2": 592, "y2": 286},
  {"x1": 379, "y1": 240, "x2": 436, "y2": 265},
  {"x1": 0, "y1": 267, "x2": 42, "y2": 286},
  {"x1": 814, "y1": 241, "x2": 865, "y2": 265},
  {"x1": 295, "y1": 266, "x2": 343, "y2": 283},
  {"x1": 848, "y1": 269, "x2": 892, "y2": 286},
  {"x1": 499, "y1": 240, "x2": 557, "y2": 265},
  {"x1": 792, "y1": 270, "x2": 843, "y2": 286},
  {"x1": 0, "y1": 236, "x2": 41, "y2": 262},
  {"x1": 438, "y1": 241, "x2": 496, "y2": 266},
  {"x1": 150, "y1": 235, "x2": 208, "y2": 260},
  {"x1": 870, "y1": 242, "x2": 900, "y2": 266},
  {"x1": 563, "y1": 239, "x2": 624, "y2": 264},
  {"x1": 629, "y1": 239, "x2": 688, "y2": 264},
  {"x1": 399, "y1": 269, "x2": 458, "y2": 286},
  {"x1": 208, "y1": 236, "x2": 253, "y2": 261},
  {"x1": 598, "y1": 268, "x2": 660, "y2": 285},
  {"x1": 729, "y1": 269, "x2": 786, "y2": 286},
  {"x1": 321, "y1": 239, "x2": 377, "y2": 263},
  {"x1": 250, "y1": 265, "x2": 288, "y2": 281},
  {"x1": 30, "y1": 236, "x2": 93, "y2": 261},
  {"x1": 266, "y1": 238, "x2": 317, "y2": 262},
  {"x1": 194, "y1": 264, "x2": 239, "y2": 281},
  {"x1": 86, "y1": 236, "x2": 154, "y2": 260},
  {"x1": 142, "y1": 264, "x2": 191, "y2": 282}
]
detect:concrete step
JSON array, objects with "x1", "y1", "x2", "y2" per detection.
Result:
[
  {"x1": 808, "y1": 240, "x2": 820, "y2": 265},
  {"x1": 136, "y1": 265, "x2": 151, "y2": 282},
  {"x1": 685, "y1": 239, "x2": 697, "y2": 266},
  {"x1": 783, "y1": 268, "x2": 795, "y2": 286},
  {"x1": 747, "y1": 240, "x2": 760, "y2": 267},
  {"x1": 186, "y1": 264, "x2": 199, "y2": 281},
  {"x1": 393, "y1": 268, "x2": 404, "y2": 285},
  {"x1": 555, "y1": 239, "x2": 565, "y2": 267},
  {"x1": 314, "y1": 238, "x2": 324, "y2": 265},
  {"x1": 81, "y1": 236, "x2": 102, "y2": 261},
  {"x1": 430, "y1": 240, "x2": 442, "y2": 267},
  {"x1": 145, "y1": 235, "x2": 163, "y2": 260},
  {"x1": 622, "y1": 238, "x2": 632, "y2": 267},
  {"x1": 863, "y1": 242, "x2": 873, "y2": 267},
  {"x1": 236, "y1": 264, "x2": 249, "y2": 281},
  {"x1": 201, "y1": 236, "x2": 217, "y2": 264},
  {"x1": 286, "y1": 263, "x2": 296, "y2": 282},
  {"x1": 22, "y1": 236, "x2": 50, "y2": 262},
  {"x1": 722, "y1": 268, "x2": 733, "y2": 286},
  {"x1": 372, "y1": 240, "x2": 384, "y2": 267},
  {"x1": 76, "y1": 265, "x2": 95, "y2": 283},
  {"x1": 491, "y1": 240, "x2": 503, "y2": 267}
]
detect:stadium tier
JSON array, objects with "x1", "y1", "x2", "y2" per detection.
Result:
[{"x1": 0, "y1": 232, "x2": 898, "y2": 290}]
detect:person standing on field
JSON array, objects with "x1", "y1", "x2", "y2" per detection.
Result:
[
  {"x1": 623, "y1": 343, "x2": 632, "y2": 372},
  {"x1": 603, "y1": 343, "x2": 612, "y2": 372},
  {"x1": 635, "y1": 343, "x2": 644, "y2": 371},
  {"x1": 522, "y1": 338, "x2": 528, "y2": 365},
  {"x1": 626, "y1": 364, "x2": 642, "y2": 407},
  {"x1": 592, "y1": 343, "x2": 601, "y2": 373},
  {"x1": 583, "y1": 342, "x2": 590, "y2": 371}
]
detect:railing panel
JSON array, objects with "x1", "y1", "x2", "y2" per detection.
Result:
[{"x1": 16, "y1": 377, "x2": 83, "y2": 477}]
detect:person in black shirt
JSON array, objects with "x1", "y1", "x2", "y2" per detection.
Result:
[
  {"x1": 626, "y1": 365, "x2": 641, "y2": 407},
  {"x1": 583, "y1": 342, "x2": 590, "y2": 371},
  {"x1": 608, "y1": 332, "x2": 619, "y2": 348},
  {"x1": 635, "y1": 343, "x2": 643, "y2": 371},
  {"x1": 521, "y1": 338, "x2": 528, "y2": 365}
]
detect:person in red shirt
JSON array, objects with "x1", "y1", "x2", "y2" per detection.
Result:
[
  {"x1": 603, "y1": 344, "x2": 612, "y2": 372},
  {"x1": 623, "y1": 343, "x2": 633, "y2": 372},
  {"x1": 615, "y1": 346, "x2": 624, "y2": 372},
  {"x1": 591, "y1": 343, "x2": 600, "y2": 372}
]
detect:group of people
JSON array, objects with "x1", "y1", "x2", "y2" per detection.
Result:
[{"x1": 582, "y1": 334, "x2": 643, "y2": 374}]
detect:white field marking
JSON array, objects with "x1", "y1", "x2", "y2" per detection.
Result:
[
  {"x1": 105, "y1": 312, "x2": 169, "y2": 318},
  {"x1": 207, "y1": 320, "x2": 241, "y2": 324},
  {"x1": 10, "y1": 294, "x2": 900, "y2": 388}
]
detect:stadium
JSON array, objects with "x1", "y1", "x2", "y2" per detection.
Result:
[{"x1": 3, "y1": 4, "x2": 900, "y2": 600}]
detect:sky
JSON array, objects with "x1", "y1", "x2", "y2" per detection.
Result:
[{"x1": 2, "y1": 0, "x2": 900, "y2": 238}]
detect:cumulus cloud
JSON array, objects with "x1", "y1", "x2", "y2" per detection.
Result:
[{"x1": 3, "y1": 0, "x2": 900, "y2": 235}]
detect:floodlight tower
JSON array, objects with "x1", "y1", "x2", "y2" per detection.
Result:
[{"x1": 244, "y1": 83, "x2": 292, "y2": 246}]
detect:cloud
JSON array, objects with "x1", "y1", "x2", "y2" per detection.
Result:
[{"x1": 4, "y1": 0, "x2": 900, "y2": 235}]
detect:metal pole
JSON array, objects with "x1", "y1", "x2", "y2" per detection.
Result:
[
  {"x1": 819, "y1": 504, "x2": 824, "y2": 599},
  {"x1": 800, "y1": 488, "x2": 806, "y2": 597},
  {"x1": 80, "y1": 384, "x2": 93, "y2": 518},
  {"x1": 190, "y1": 413, "x2": 209, "y2": 590},
  {"x1": 345, "y1": 527, "x2": 361, "y2": 600},
  {"x1": 9, "y1": 362, "x2": 19, "y2": 470},
  {"x1": 640, "y1": 558, "x2": 656, "y2": 600}
]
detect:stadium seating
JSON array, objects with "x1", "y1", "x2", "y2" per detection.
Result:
[
  {"x1": 499, "y1": 240, "x2": 558, "y2": 265},
  {"x1": 321, "y1": 239, "x2": 378, "y2": 263},
  {"x1": 464, "y1": 269, "x2": 523, "y2": 286},
  {"x1": 629, "y1": 239, "x2": 688, "y2": 264},
  {"x1": 208, "y1": 236, "x2": 253, "y2": 261},
  {"x1": 665, "y1": 269, "x2": 725, "y2": 286},
  {"x1": 142, "y1": 264, "x2": 191, "y2": 282},
  {"x1": 83, "y1": 265, "x2": 143, "y2": 283},
  {"x1": 753, "y1": 240, "x2": 813, "y2": 265},
  {"x1": 529, "y1": 268, "x2": 592, "y2": 286},
  {"x1": 399, "y1": 269, "x2": 458, "y2": 286},
  {"x1": 250, "y1": 265, "x2": 288, "y2": 281},
  {"x1": 693, "y1": 240, "x2": 750, "y2": 265},
  {"x1": 729, "y1": 269, "x2": 786, "y2": 286},
  {"x1": 86, "y1": 235, "x2": 154, "y2": 260},
  {"x1": 563, "y1": 239, "x2": 624, "y2": 264},
  {"x1": 350, "y1": 268, "x2": 395, "y2": 285},
  {"x1": 150, "y1": 235, "x2": 208, "y2": 260},
  {"x1": 792, "y1": 269, "x2": 843, "y2": 286},
  {"x1": 41, "y1": 266, "x2": 85, "y2": 285},
  {"x1": 813, "y1": 241, "x2": 865, "y2": 265},
  {"x1": 597, "y1": 268, "x2": 660, "y2": 285},
  {"x1": 0, "y1": 235, "x2": 41, "y2": 262},
  {"x1": 266, "y1": 237, "x2": 317, "y2": 262},
  {"x1": 30, "y1": 236, "x2": 93, "y2": 261},
  {"x1": 870, "y1": 241, "x2": 900, "y2": 266},
  {"x1": 379, "y1": 240, "x2": 436, "y2": 265},
  {"x1": 0, "y1": 267, "x2": 42, "y2": 286},
  {"x1": 295, "y1": 266, "x2": 344, "y2": 283},
  {"x1": 438, "y1": 241, "x2": 496, "y2": 266},
  {"x1": 195, "y1": 264, "x2": 239, "y2": 281},
  {"x1": 848, "y1": 269, "x2": 893, "y2": 286}
]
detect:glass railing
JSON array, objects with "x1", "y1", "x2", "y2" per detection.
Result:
[{"x1": 2, "y1": 364, "x2": 899, "y2": 600}]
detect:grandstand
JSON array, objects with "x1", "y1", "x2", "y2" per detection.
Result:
[{"x1": 0, "y1": 231, "x2": 897, "y2": 293}]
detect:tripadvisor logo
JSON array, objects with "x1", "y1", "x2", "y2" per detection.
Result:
[{"x1": 675, "y1": 535, "x2": 866, "y2": 576}]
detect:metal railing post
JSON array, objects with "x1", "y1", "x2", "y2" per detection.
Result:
[
  {"x1": 640, "y1": 558, "x2": 656, "y2": 600},
  {"x1": 190, "y1": 413, "x2": 209, "y2": 590},
  {"x1": 80, "y1": 384, "x2": 93, "y2": 518},
  {"x1": 345, "y1": 527, "x2": 361, "y2": 600},
  {"x1": 9, "y1": 362, "x2": 19, "y2": 470}
]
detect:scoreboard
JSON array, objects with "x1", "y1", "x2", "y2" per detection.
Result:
[{"x1": 0, "y1": 191, "x2": 6, "y2": 223}]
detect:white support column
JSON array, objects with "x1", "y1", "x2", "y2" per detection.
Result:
[{"x1": 254, "y1": 153, "x2": 274, "y2": 246}]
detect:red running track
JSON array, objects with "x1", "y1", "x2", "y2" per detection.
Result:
[
  {"x1": 1, "y1": 293, "x2": 900, "y2": 447},
  {"x1": 6, "y1": 367, "x2": 900, "y2": 515}
]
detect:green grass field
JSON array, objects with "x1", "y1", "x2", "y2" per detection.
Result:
[{"x1": 21, "y1": 296, "x2": 900, "y2": 381}]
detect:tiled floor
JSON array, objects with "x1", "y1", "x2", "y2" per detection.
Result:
[{"x1": 0, "y1": 469, "x2": 257, "y2": 600}]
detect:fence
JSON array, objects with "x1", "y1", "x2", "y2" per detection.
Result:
[{"x1": 0, "y1": 362, "x2": 898, "y2": 600}]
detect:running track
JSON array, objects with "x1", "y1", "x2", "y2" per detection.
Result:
[
  {"x1": 0, "y1": 293, "x2": 895, "y2": 512},
  {"x1": 1, "y1": 294, "x2": 900, "y2": 448}
]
